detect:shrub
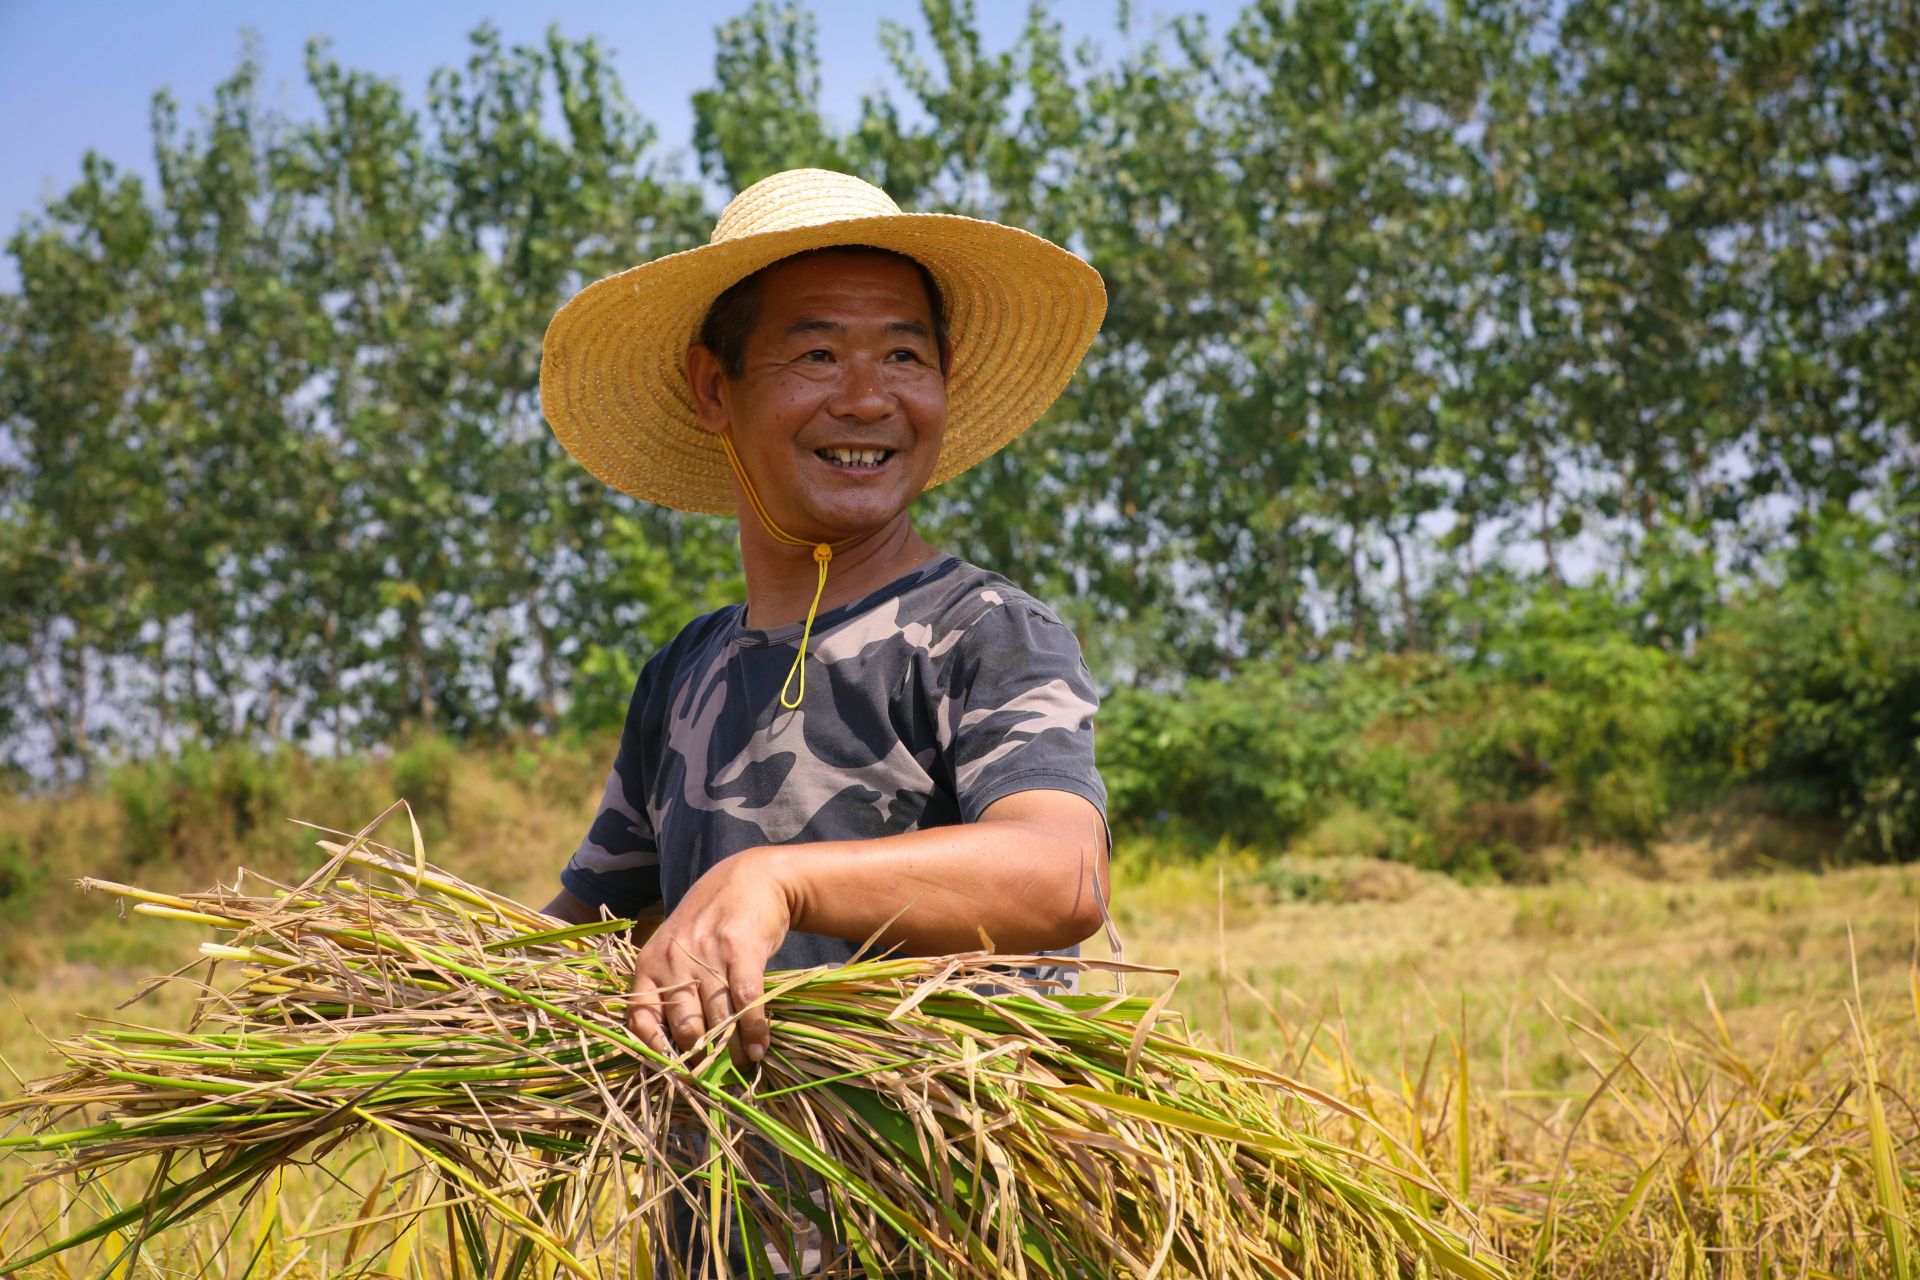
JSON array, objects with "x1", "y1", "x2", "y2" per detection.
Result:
[
  {"x1": 1100, "y1": 655, "x2": 1443, "y2": 848},
  {"x1": 1441, "y1": 586, "x2": 1688, "y2": 847},
  {"x1": 389, "y1": 732, "x2": 459, "y2": 826},
  {"x1": 0, "y1": 830, "x2": 36, "y2": 916},
  {"x1": 1289, "y1": 803, "x2": 1423, "y2": 864},
  {"x1": 563, "y1": 644, "x2": 642, "y2": 739},
  {"x1": 1699, "y1": 519, "x2": 1920, "y2": 859},
  {"x1": 109, "y1": 743, "x2": 301, "y2": 867}
]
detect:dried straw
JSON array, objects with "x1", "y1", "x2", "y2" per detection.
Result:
[{"x1": 0, "y1": 813, "x2": 1505, "y2": 1279}]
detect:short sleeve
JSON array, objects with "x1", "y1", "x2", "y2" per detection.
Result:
[
  {"x1": 561, "y1": 672, "x2": 664, "y2": 920},
  {"x1": 943, "y1": 601, "x2": 1108, "y2": 824}
]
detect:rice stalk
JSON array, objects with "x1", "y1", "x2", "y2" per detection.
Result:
[
  {"x1": 0, "y1": 818, "x2": 1504, "y2": 1280},
  {"x1": 1852, "y1": 929, "x2": 1913, "y2": 1280}
]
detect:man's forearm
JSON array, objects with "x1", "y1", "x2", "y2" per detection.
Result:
[
  {"x1": 603, "y1": 790, "x2": 1107, "y2": 1059},
  {"x1": 541, "y1": 887, "x2": 598, "y2": 925},
  {"x1": 757, "y1": 791, "x2": 1109, "y2": 956}
]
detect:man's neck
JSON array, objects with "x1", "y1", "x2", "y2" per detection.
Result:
[{"x1": 736, "y1": 511, "x2": 941, "y2": 629}]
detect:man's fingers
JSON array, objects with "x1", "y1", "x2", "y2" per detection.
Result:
[
  {"x1": 626, "y1": 975, "x2": 672, "y2": 1056},
  {"x1": 659, "y1": 971, "x2": 709, "y2": 1054},
  {"x1": 632, "y1": 925, "x2": 775, "y2": 1061},
  {"x1": 727, "y1": 959, "x2": 770, "y2": 1066},
  {"x1": 699, "y1": 977, "x2": 734, "y2": 1054}
]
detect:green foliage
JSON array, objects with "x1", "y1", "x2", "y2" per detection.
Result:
[
  {"x1": 109, "y1": 744, "x2": 316, "y2": 867},
  {"x1": 1287, "y1": 804, "x2": 1424, "y2": 866},
  {"x1": 389, "y1": 733, "x2": 459, "y2": 825},
  {"x1": 1447, "y1": 586, "x2": 1686, "y2": 846},
  {"x1": 2, "y1": 0, "x2": 1914, "y2": 813},
  {"x1": 562, "y1": 511, "x2": 745, "y2": 737},
  {"x1": 1698, "y1": 517, "x2": 1920, "y2": 859},
  {"x1": 692, "y1": 2, "x2": 853, "y2": 186},
  {"x1": 1100, "y1": 655, "x2": 1439, "y2": 850},
  {"x1": 1102, "y1": 531, "x2": 1919, "y2": 875},
  {"x1": 497, "y1": 733, "x2": 603, "y2": 802},
  {"x1": 0, "y1": 829, "x2": 39, "y2": 925},
  {"x1": 2, "y1": 23, "x2": 705, "y2": 774},
  {"x1": 565, "y1": 644, "x2": 643, "y2": 742}
]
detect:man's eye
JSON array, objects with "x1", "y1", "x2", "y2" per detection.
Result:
[
  {"x1": 888, "y1": 348, "x2": 922, "y2": 362},
  {"x1": 802, "y1": 348, "x2": 834, "y2": 362}
]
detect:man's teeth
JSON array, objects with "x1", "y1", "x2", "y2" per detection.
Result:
[{"x1": 822, "y1": 448, "x2": 890, "y2": 466}]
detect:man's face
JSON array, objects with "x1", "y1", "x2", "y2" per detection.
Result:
[{"x1": 692, "y1": 251, "x2": 948, "y2": 540}]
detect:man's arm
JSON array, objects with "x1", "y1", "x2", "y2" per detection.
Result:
[
  {"x1": 784, "y1": 789, "x2": 1109, "y2": 952},
  {"x1": 625, "y1": 789, "x2": 1108, "y2": 1062},
  {"x1": 541, "y1": 887, "x2": 599, "y2": 925},
  {"x1": 542, "y1": 888, "x2": 667, "y2": 936}
]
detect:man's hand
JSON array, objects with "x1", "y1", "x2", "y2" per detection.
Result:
[
  {"x1": 626, "y1": 848, "x2": 792, "y2": 1065},
  {"x1": 567, "y1": 789, "x2": 1106, "y2": 1066}
]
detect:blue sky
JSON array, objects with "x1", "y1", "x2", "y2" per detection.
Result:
[{"x1": 0, "y1": 0, "x2": 1243, "y2": 278}]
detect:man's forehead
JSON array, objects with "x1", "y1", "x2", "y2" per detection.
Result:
[
  {"x1": 757, "y1": 251, "x2": 936, "y2": 320},
  {"x1": 782, "y1": 315, "x2": 933, "y2": 338}
]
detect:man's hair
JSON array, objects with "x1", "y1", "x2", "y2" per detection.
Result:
[{"x1": 695, "y1": 245, "x2": 949, "y2": 379}]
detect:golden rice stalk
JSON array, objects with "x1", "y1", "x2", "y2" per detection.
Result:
[{"x1": 0, "y1": 816, "x2": 1506, "y2": 1279}]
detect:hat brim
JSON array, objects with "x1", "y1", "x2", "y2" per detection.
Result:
[{"x1": 539, "y1": 213, "x2": 1106, "y2": 515}]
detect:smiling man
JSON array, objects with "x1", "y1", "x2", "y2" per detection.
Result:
[{"x1": 535, "y1": 167, "x2": 1109, "y2": 1273}]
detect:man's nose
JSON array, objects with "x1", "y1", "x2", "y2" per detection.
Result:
[{"x1": 828, "y1": 355, "x2": 895, "y2": 422}]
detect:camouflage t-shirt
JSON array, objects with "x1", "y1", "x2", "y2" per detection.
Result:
[{"x1": 561, "y1": 554, "x2": 1107, "y2": 971}]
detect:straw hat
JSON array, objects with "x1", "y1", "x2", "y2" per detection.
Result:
[{"x1": 540, "y1": 168, "x2": 1107, "y2": 515}]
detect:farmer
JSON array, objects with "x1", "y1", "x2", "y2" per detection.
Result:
[{"x1": 535, "y1": 167, "x2": 1110, "y2": 1271}]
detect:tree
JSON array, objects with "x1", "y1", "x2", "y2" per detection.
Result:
[{"x1": 2, "y1": 2, "x2": 1914, "y2": 773}]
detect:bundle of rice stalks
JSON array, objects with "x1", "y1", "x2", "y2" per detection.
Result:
[{"x1": 1, "y1": 812, "x2": 1506, "y2": 1279}]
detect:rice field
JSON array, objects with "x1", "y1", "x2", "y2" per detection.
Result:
[{"x1": 1, "y1": 810, "x2": 1914, "y2": 1277}]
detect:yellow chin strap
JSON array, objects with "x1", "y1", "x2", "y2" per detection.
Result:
[{"x1": 717, "y1": 433, "x2": 857, "y2": 710}]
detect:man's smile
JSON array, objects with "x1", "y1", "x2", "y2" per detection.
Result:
[{"x1": 815, "y1": 446, "x2": 896, "y2": 472}]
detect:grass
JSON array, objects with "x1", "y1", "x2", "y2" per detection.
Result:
[
  {"x1": 0, "y1": 754, "x2": 1915, "y2": 1275},
  {"x1": 1103, "y1": 847, "x2": 1919, "y2": 1080},
  {"x1": 1090, "y1": 850, "x2": 1920, "y2": 1274}
]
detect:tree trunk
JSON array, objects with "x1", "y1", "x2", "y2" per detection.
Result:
[
  {"x1": 1347, "y1": 525, "x2": 1370, "y2": 650},
  {"x1": 323, "y1": 608, "x2": 343, "y2": 758},
  {"x1": 1463, "y1": 514, "x2": 1484, "y2": 653},
  {"x1": 68, "y1": 644, "x2": 94, "y2": 780},
  {"x1": 1529, "y1": 441, "x2": 1561, "y2": 586},
  {"x1": 408, "y1": 607, "x2": 435, "y2": 729},
  {"x1": 1538, "y1": 494, "x2": 1560, "y2": 585},
  {"x1": 152, "y1": 642, "x2": 170, "y2": 751},
  {"x1": 1463, "y1": 514, "x2": 1479, "y2": 589},
  {"x1": 529, "y1": 581, "x2": 557, "y2": 731},
  {"x1": 488, "y1": 626, "x2": 513, "y2": 737},
  {"x1": 1388, "y1": 527, "x2": 1418, "y2": 651},
  {"x1": 28, "y1": 628, "x2": 71, "y2": 779},
  {"x1": 222, "y1": 643, "x2": 245, "y2": 740},
  {"x1": 186, "y1": 613, "x2": 204, "y2": 742},
  {"x1": 1275, "y1": 520, "x2": 1297, "y2": 642}
]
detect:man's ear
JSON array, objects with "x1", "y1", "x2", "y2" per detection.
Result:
[{"x1": 686, "y1": 344, "x2": 732, "y2": 435}]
